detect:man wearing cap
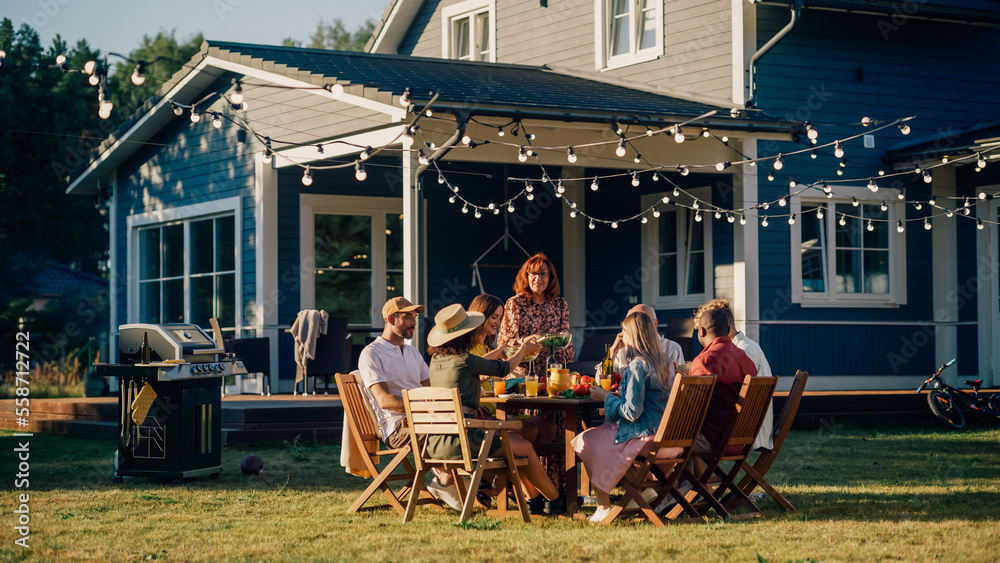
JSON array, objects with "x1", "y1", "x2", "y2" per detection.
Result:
[{"x1": 358, "y1": 297, "x2": 463, "y2": 510}]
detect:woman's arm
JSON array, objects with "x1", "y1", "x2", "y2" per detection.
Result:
[
  {"x1": 504, "y1": 336, "x2": 541, "y2": 368},
  {"x1": 603, "y1": 360, "x2": 647, "y2": 423}
]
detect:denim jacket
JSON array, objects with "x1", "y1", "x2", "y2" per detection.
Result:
[{"x1": 604, "y1": 358, "x2": 670, "y2": 444}]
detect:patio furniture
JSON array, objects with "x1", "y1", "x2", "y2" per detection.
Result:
[
  {"x1": 224, "y1": 337, "x2": 272, "y2": 396},
  {"x1": 290, "y1": 314, "x2": 350, "y2": 396}
]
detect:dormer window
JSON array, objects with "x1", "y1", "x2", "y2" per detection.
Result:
[
  {"x1": 595, "y1": 0, "x2": 663, "y2": 70},
  {"x1": 442, "y1": 1, "x2": 495, "y2": 62}
]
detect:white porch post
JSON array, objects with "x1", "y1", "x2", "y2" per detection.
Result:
[
  {"x1": 403, "y1": 145, "x2": 425, "y2": 351},
  {"x1": 255, "y1": 154, "x2": 280, "y2": 392},
  {"x1": 932, "y1": 167, "x2": 958, "y2": 384},
  {"x1": 735, "y1": 139, "x2": 760, "y2": 342},
  {"x1": 978, "y1": 198, "x2": 1000, "y2": 386},
  {"x1": 562, "y1": 167, "x2": 586, "y2": 358}
]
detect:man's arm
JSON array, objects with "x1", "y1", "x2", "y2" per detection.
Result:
[{"x1": 368, "y1": 382, "x2": 405, "y2": 412}]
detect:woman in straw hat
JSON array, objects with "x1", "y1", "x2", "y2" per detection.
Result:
[{"x1": 426, "y1": 303, "x2": 558, "y2": 511}]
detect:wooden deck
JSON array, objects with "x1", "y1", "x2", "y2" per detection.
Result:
[{"x1": 2, "y1": 389, "x2": 993, "y2": 443}]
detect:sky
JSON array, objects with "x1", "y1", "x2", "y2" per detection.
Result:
[{"x1": 5, "y1": 0, "x2": 387, "y2": 53}]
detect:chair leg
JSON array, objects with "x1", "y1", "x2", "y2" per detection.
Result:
[
  {"x1": 348, "y1": 448, "x2": 412, "y2": 515},
  {"x1": 498, "y1": 430, "x2": 530, "y2": 522},
  {"x1": 403, "y1": 468, "x2": 429, "y2": 523}
]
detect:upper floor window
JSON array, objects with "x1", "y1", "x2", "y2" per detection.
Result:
[
  {"x1": 790, "y1": 186, "x2": 907, "y2": 307},
  {"x1": 641, "y1": 190, "x2": 713, "y2": 309},
  {"x1": 442, "y1": 1, "x2": 495, "y2": 62},
  {"x1": 595, "y1": 0, "x2": 663, "y2": 70}
]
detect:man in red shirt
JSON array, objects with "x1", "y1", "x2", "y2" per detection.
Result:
[{"x1": 688, "y1": 308, "x2": 758, "y2": 454}]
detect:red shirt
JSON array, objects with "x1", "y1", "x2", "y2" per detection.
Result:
[{"x1": 689, "y1": 335, "x2": 758, "y2": 447}]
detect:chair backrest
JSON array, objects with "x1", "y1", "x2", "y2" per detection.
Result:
[
  {"x1": 653, "y1": 375, "x2": 717, "y2": 449},
  {"x1": 402, "y1": 387, "x2": 474, "y2": 472},
  {"x1": 770, "y1": 370, "x2": 808, "y2": 453},
  {"x1": 304, "y1": 315, "x2": 350, "y2": 374},
  {"x1": 225, "y1": 337, "x2": 271, "y2": 375},
  {"x1": 728, "y1": 376, "x2": 778, "y2": 450},
  {"x1": 335, "y1": 371, "x2": 381, "y2": 458}
]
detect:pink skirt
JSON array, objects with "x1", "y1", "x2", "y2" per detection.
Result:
[{"x1": 572, "y1": 423, "x2": 657, "y2": 493}]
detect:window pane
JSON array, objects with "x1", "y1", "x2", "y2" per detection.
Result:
[
  {"x1": 610, "y1": 0, "x2": 631, "y2": 56},
  {"x1": 316, "y1": 270, "x2": 371, "y2": 325},
  {"x1": 801, "y1": 249, "x2": 825, "y2": 292},
  {"x1": 386, "y1": 213, "x2": 403, "y2": 271},
  {"x1": 218, "y1": 273, "x2": 236, "y2": 328},
  {"x1": 638, "y1": 0, "x2": 657, "y2": 50},
  {"x1": 190, "y1": 276, "x2": 215, "y2": 329},
  {"x1": 836, "y1": 249, "x2": 862, "y2": 293},
  {"x1": 217, "y1": 216, "x2": 235, "y2": 271},
  {"x1": 862, "y1": 204, "x2": 888, "y2": 249},
  {"x1": 689, "y1": 211, "x2": 705, "y2": 252},
  {"x1": 162, "y1": 279, "x2": 184, "y2": 323},
  {"x1": 864, "y1": 250, "x2": 889, "y2": 293},
  {"x1": 476, "y1": 12, "x2": 490, "y2": 61},
  {"x1": 687, "y1": 251, "x2": 705, "y2": 295},
  {"x1": 162, "y1": 225, "x2": 184, "y2": 278},
  {"x1": 139, "y1": 281, "x2": 160, "y2": 323},
  {"x1": 658, "y1": 255, "x2": 678, "y2": 296},
  {"x1": 387, "y1": 272, "x2": 404, "y2": 302},
  {"x1": 190, "y1": 219, "x2": 214, "y2": 274},
  {"x1": 835, "y1": 204, "x2": 860, "y2": 248},
  {"x1": 140, "y1": 229, "x2": 160, "y2": 280},
  {"x1": 658, "y1": 210, "x2": 677, "y2": 253},
  {"x1": 315, "y1": 215, "x2": 372, "y2": 270},
  {"x1": 455, "y1": 18, "x2": 470, "y2": 60}
]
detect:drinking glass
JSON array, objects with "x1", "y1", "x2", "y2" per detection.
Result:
[
  {"x1": 493, "y1": 377, "x2": 506, "y2": 396},
  {"x1": 524, "y1": 374, "x2": 539, "y2": 397},
  {"x1": 598, "y1": 373, "x2": 613, "y2": 391}
]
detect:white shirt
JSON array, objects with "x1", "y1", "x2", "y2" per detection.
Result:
[
  {"x1": 610, "y1": 336, "x2": 685, "y2": 373},
  {"x1": 732, "y1": 331, "x2": 775, "y2": 450},
  {"x1": 358, "y1": 336, "x2": 429, "y2": 441}
]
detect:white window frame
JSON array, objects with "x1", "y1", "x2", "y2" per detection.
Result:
[
  {"x1": 441, "y1": 0, "x2": 496, "y2": 62},
  {"x1": 594, "y1": 0, "x2": 664, "y2": 71},
  {"x1": 790, "y1": 185, "x2": 907, "y2": 307},
  {"x1": 300, "y1": 194, "x2": 404, "y2": 329},
  {"x1": 641, "y1": 188, "x2": 713, "y2": 310},
  {"x1": 126, "y1": 197, "x2": 242, "y2": 332}
]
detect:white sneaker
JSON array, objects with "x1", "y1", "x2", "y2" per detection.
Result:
[
  {"x1": 588, "y1": 505, "x2": 613, "y2": 523},
  {"x1": 426, "y1": 477, "x2": 463, "y2": 512},
  {"x1": 624, "y1": 487, "x2": 659, "y2": 509},
  {"x1": 748, "y1": 492, "x2": 768, "y2": 503},
  {"x1": 655, "y1": 480, "x2": 693, "y2": 514}
]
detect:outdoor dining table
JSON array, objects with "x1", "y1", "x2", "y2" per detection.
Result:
[{"x1": 480, "y1": 394, "x2": 603, "y2": 515}]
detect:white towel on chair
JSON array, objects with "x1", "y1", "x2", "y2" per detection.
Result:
[{"x1": 290, "y1": 309, "x2": 329, "y2": 367}]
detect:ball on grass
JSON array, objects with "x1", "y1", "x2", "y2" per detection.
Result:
[{"x1": 240, "y1": 454, "x2": 263, "y2": 475}]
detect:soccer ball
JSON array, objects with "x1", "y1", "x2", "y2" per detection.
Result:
[{"x1": 240, "y1": 454, "x2": 263, "y2": 475}]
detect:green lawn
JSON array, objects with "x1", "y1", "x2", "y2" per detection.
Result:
[{"x1": 1, "y1": 420, "x2": 998, "y2": 562}]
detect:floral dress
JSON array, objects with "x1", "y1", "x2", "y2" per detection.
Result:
[{"x1": 496, "y1": 293, "x2": 576, "y2": 489}]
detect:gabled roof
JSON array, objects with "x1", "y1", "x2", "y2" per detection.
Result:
[{"x1": 67, "y1": 39, "x2": 800, "y2": 195}]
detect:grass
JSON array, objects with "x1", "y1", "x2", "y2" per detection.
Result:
[{"x1": 1, "y1": 419, "x2": 998, "y2": 562}]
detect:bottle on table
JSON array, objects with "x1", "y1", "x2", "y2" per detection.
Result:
[
  {"x1": 601, "y1": 343, "x2": 613, "y2": 377},
  {"x1": 139, "y1": 331, "x2": 151, "y2": 364}
]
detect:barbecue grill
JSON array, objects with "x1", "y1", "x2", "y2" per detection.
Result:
[{"x1": 101, "y1": 323, "x2": 247, "y2": 483}]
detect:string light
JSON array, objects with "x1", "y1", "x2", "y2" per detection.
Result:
[
  {"x1": 977, "y1": 153, "x2": 987, "y2": 168},
  {"x1": 867, "y1": 220, "x2": 875, "y2": 232},
  {"x1": 694, "y1": 211, "x2": 703, "y2": 222},
  {"x1": 462, "y1": 204, "x2": 469, "y2": 214},
  {"x1": 880, "y1": 200, "x2": 888, "y2": 212},
  {"x1": 834, "y1": 141, "x2": 845, "y2": 159},
  {"x1": 867, "y1": 178, "x2": 878, "y2": 192},
  {"x1": 171, "y1": 102, "x2": 183, "y2": 116},
  {"x1": 702, "y1": 129, "x2": 710, "y2": 138},
  {"x1": 822, "y1": 181, "x2": 832, "y2": 194},
  {"x1": 914, "y1": 202, "x2": 923, "y2": 210},
  {"x1": 360, "y1": 146, "x2": 372, "y2": 160},
  {"x1": 474, "y1": 209, "x2": 481, "y2": 218},
  {"x1": 897, "y1": 191, "x2": 905, "y2": 200},
  {"x1": 556, "y1": 180, "x2": 566, "y2": 194},
  {"x1": 677, "y1": 165, "x2": 689, "y2": 177},
  {"x1": 131, "y1": 63, "x2": 146, "y2": 86},
  {"x1": 977, "y1": 219, "x2": 985, "y2": 230},
  {"x1": 852, "y1": 197, "x2": 859, "y2": 207},
  {"x1": 929, "y1": 195, "x2": 937, "y2": 206},
  {"x1": 355, "y1": 161, "x2": 367, "y2": 181},
  {"x1": 788, "y1": 180, "x2": 797, "y2": 189},
  {"x1": 641, "y1": 216, "x2": 648, "y2": 224},
  {"x1": 231, "y1": 80, "x2": 243, "y2": 104},
  {"x1": 616, "y1": 138, "x2": 627, "y2": 157},
  {"x1": 461, "y1": 134, "x2": 471, "y2": 145},
  {"x1": 924, "y1": 218, "x2": 932, "y2": 230},
  {"x1": 438, "y1": 174, "x2": 445, "y2": 184},
  {"x1": 449, "y1": 195, "x2": 457, "y2": 203},
  {"x1": 399, "y1": 87, "x2": 412, "y2": 107},
  {"x1": 631, "y1": 173, "x2": 640, "y2": 187},
  {"x1": 567, "y1": 146, "x2": 577, "y2": 163},
  {"x1": 674, "y1": 127, "x2": 685, "y2": 143},
  {"x1": 897, "y1": 220, "x2": 904, "y2": 233},
  {"x1": 714, "y1": 210, "x2": 722, "y2": 219},
  {"x1": 773, "y1": 154, "x2": 784, "y2": 170},
  {"x1": 417, "y1": 148, "x2": 429, "y2": 165},
  {"x1": 727, "y1": 213, "x2": 735, "y2": 223},
  {"x1": 518, "y1": 146, "x2": 527, "y2": 162},
  {"x1": 673, "y1": 187, "x2": 680, "y2": 197},
  {"x1": 946, "y1": 209, "x2": 954, "y2": 217},
  {"x1": 739, "y1": 214, "x2": 746, "y2": 225},
  {"x1": 611, "y1": 221, "x2": 619, "y2": 229},
  {"x1": 590, "y1": 177, "x2": 600, "y2": 191},
  {"x1": 589, "y1": 220, "x2": 596, "y2": 229},
  {"x1": 497, "y1": 127, "x2": 505, "y2": 137},
  {"x1": 761, "y1": 216, "x2": 769, "y2": 227},
  {"x1": 190, "y1": 108, "x2": 201, "y2": 123},
  {"x1": 716, "y1": 161, "x2": 731, "y2": 171},
  {"x1": 923, "y1": 170, "x2": 932, "y2": 183},
  {"x1": 633, "y1": 153, "x2": 642, "y2": 164},
  {"x1": 898, "y1": 120, "x2": 911, "y2": 135},
  {"x1": 839, "y1": 214, "x2": 847, "y2": 226},
  {"x1": 811, "y1": 149, "x2": 818, "y2": 159},
  {"x1": 778, "y1": 195, "x2": 787, "y2": 207},
  {"x1": 805, "y1": 122, "x2": 819, "y2": 140},
  {"x1": 212, "y1": 112, "x2": 222, "y2": 129},
  {"x1": 767, "y1": 173, "x2": 775, "y2": 182},
  {"x1": 508, "y1": 203, "x2": 515, "y2": 213},
  {"x1": 652, "y1": 172, "x2": 660, "y2": 182},
  {"x1": 652, "y1": 207, "x2": 660, "y2": 218},
  {"x1": 301, "y1": 166, "x2": 313, "y2": 186},
  {"x1": 816, "y1": 206, "x2": 824, "y2": 219},
  {"x1": 788, "y1": 214, "x2": 796, "y2": 225}
]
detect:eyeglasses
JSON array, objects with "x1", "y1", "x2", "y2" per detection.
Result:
[{"x1": 528, "y1": 270, "x2": 550, "y2": 278}]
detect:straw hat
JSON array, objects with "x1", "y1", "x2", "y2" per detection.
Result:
[{"x1": 427, "y1": 304, "x2": 486, "y2": 347}]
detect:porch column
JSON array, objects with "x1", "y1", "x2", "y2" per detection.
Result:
[
  {"x1": 977, "y1": 198, "x2": 1000, "y2": 386},
  {"x1": 403, "y1": 146, "x2": 425, "y2": 351},
  {"x1": 562, "y1": 166, "x2": 586, "y2": 359},
  {"x1": 932, "y1": 166, "x2": 958, "y2": 384},
  {"x1": 255, "y1": 154, "x2": 280, "y2": 392},
  {"x1": 734, "y1": 139, "x2": 760, "y2": 342}
]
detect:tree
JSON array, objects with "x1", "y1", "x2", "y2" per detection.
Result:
[
  {"x1": 107, "y1": 30, "x2": 204, "y2": 123},
  {"x1": 282, "y1": 18, "x2": 375, "y2": 51}
]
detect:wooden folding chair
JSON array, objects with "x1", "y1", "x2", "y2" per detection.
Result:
[
  {"x1": 723, "y1": 370, "x2": 808, "y2": 512},
  {"x1": 668, "y1": 375, "x2": 778, "y2": 521},
  {"x1": 335, "y1": 372, "x2": 437, "y2": 515},
  {"x1": 402, "y1": 387, "x2": 531, "y2": 524},
  {"x1": 592, "y1": 375, "x2": 716, "y2": 526}
]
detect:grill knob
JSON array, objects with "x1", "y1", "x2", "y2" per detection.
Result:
[{"x1": 215, "y1": 364, "x2": 225, "y2": 373}]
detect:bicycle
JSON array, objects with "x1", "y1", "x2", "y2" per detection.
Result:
[{"x1": 916, "y1": 358, "x2": 1000, "y2": 429}]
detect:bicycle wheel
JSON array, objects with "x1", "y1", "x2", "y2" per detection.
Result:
[
  {"x1": 983, "y1": 394, "x2": 1000, "y2": 422},
  {"x1": 927, "y1": 390, "x2": 966, "y2": 429}
]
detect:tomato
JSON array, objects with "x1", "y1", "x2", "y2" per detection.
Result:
[
  {"x1": 611, "y1": 383, "x2": 620, "y2": 393},
  {"x1": 571, "y1": 384, "x2": 590, "y2": 396},
  {"x1": 580, "y1": 375, "x2": 592, "y2": 385}
]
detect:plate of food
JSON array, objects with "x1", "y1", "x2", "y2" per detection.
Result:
[{"x1": 539, "y1": 331, "x2": 572, "y2": 348}]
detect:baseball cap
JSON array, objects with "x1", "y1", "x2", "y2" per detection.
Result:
[{"x1": 382, "y1": 296, "x2": 426, "y2": 320}]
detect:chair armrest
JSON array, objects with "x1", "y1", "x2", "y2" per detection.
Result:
[{"x1": 465, "y1": 419, "x2": 523, "y2": 430}]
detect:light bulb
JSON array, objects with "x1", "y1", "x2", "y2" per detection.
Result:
[
  {"x1": 588, "y1": 220, "x2": 595, "y2": 230},
  {"x1": 923, "y1": 170, "x2": 932, "y2": 183},
  {"x1": 767, "y1": 173, "x2": 775, "y2": 182},
  {"x1": 881, "y1": 201, "x2": 888, "y2": 212},
  {"x1": 730, "y1": 108, "x2": 741, "y2": 118},
  {"x1": 355, "y1": 162, "x2": 367, "y2": 181},
  {"x1": 839, "y1": 215, "x2": 847, "y2": 226},
  {"x1": 924, "y1": 218, "x2": 932, "y2": 230},
  {"x1": 567, "y1": 146, "x2": 577, "y2": 163},
  {"x1": 131, "y1": 65, "x2": 145, "y2": 86},
  {"x1": 716, "y1": 161, "x2": 730, "y2": 171},
  {"x1": 84, "y1": 60, "x2": 96, "y2": 74},
  {"x1": 616, "y1": 139, "x2": 627, "y2": 158},
  {"x1": 980, "y1": 191, "x2": 989, "y2": 200},
  {"x1": 570, "y1": 210, "x2": 578, "y2": 218},
  {"x1": 762, "y1": 202, "x2": 770, "y2": 210},
  {"x1": 694, "y1": 211, "x2": 702, "y2": 222},
  {"x1": 861, "y1": 116, "x2": 873, "y2": 127},
  {"x1": 212, "y1": 113, "x2": 222, "y2": 129},
  {"x1": 449, "y1": 195, "x2": 457, "y2": 204},
  {"x1": 822, "y1": 181, "x2": 832, "y2": 194},
  {"x1": 231, "y1": 81, "x2": 243, "y2": 104},
  {"x1": 190, "y1": 109, "x2": 201, "y2": 123},
  {"x1": 301, "y1": 167, "x2": 313, "y2": 186},
  {"x1": 946, "y1": 209, "x2": 954, "y2": 217},
  {"x1": 915, "y1": 202, "x2": 923, "y2": 210},
  {"x1": 462, "y1": 135, "x2": 471, "y2": 145},
  {"x1": 977, "y1": 153, "x2": 987, "y2": 168},
  {"x1": 773, "y1": 154, "x2": 784, "y2": 170},
  {"x1": 462, "y1": 205, "x2": 469, "y2": 214},
  {"x1": 652, "y1": 172, "x2": 660, "y2": 182},
  {"x1": 852, "y1": 197, "x2": 859, "y2": 207},
  {"x1": 714, "y1": 210, "x2": 722, "y2": 219},
  {"x1": 942, "y1": 155, "x2": 949, "y2": 164},
  {"x1": 526, "y1": 192, "x2": 534, "y2": 201},
  {"x1": 897, "y1": 220, "x2": 904, "y2": 233},
  {"x1": 868, "y1": 178, "x2": 878, "y2": 192},
  {"x1": 678, "y1": 166, "x2": 689, "y2": 177},
  {"x1": 789, "y1": 180, "x2": 797, "y2": 189},
  {"x1": 438, "y1": 174, "x2": 445, "y2": 185},
  {"x1": 634, "y1": 154, "x2": 641, "y2": 164},
  {"x1": 329, "y1": 83, "x2": 344, "y2": 95},
  {"x1": 611, "y1": 221, "x2": 618, "y2": 229},
  {"x1": 722, "y1": 136, "x2": 729, "y2": 143},
  {"x1": 788, "y1": 214, "x2": 796, "y2": 225},
  {"x1": 524, "y1": 181, "x2": 534, "y2": 193},
  {"x1": 493, "y1": 208, "x2": 500, "y2": 215},
  {"x1": 497, "y1": 127, "x2": 505, "y2": 137},
  {"x1": 518, "y1": 146, "x2": 527, "y2": 162},
  {"x1": 631, "y1": 174, "x2": 640, "y2": 187},
  {"x1": 702, "y1": 129, "x2": 710, "y2": 138},
  {"x1": 474, "y1": 209, "x2": 481, "y2": 218},
  {"x1": 652, "y1": 207, "x2": 660, "y2": 218},
  {"x1": 929, "y1": 196, "x2": 937, "y2": 206},
  {"x1": 977, "y1": 220, "x2": 984, "y2": 230},
  {"x1": 360, "y1": 146, "x2": 372, "y2": 161},
  {"x1": 673, "y1": 187, "x2": 680, "y2": 197},
  {"x1": 674, "y1": 128, "x2": 685, "y2": 143},
  {"x1": 172, "y1": 103, "x2": 183, "y2": 116},
  {"x1": 508, "y1": 204, "x2": 515, "y2": 213},
  {"x1": 641, "y1": 216, "x2": 648, "y2": 224},
  {"x1": 590, "y1": 177, "x2": 599, "y2": 191},
  {"x1": 811, "y1": 149, "x2": 818, "y2": 159},
  {"x1": 897, "y1": 191, "x2": 905, "y2": 200},
  {"x1": 417, "y1": 149, "x2": 429, "y2": 166},
  {"x1": 425, "y1": 109, "x2": 433, "y2": 118},
  {"x1": 399, "y1": 87, "x2": 411, "y2": 107},
  {"x1": 761, "y1": 216, "x2": 769, "y2": 227},
  {"x1": 693, "y1": 201, "x2": 700, "y2": 210},
  {"x1": 662, "y1": 196, "x2": 671, "y2": 204},
  {"x1": 98, "y1": 104, "x2": 112, "y2": 119},
  {"x1": 834, "y1": 141, "x2": 844, "y2": 159},
  {"x1": 556, "y1": 181, "x2": 565, "y2": 194},
  {"x1": 56, "y1": 54, "x2": 66, "y2": 65},
  {"x1": 740, "y1": 214, "x2": 747, "y2": 225},
  {"x1": 646, "y1": 127, "x2": 654, "y2": 136},
  {"x1": 806, "y1": 123, "x2": 818, "y2": 140},
  {"x1": 867, "y1": 220, "x2": 874, "y2": 232},
  {"x1": 778, "y1": 196, "x2": 787, "y2": 207},
  {"x1": 898, "y1": 121, "x2": 911, "y2": 135},
  {"x1": 262, "y1": 148, "x2": 272, "y2": 164},
  {"x1": 88, "y1": 74, "x2": 100, "y2": 86},
  {"x1": 816, "y1": 207, "x2": 824, "y2": 219}
]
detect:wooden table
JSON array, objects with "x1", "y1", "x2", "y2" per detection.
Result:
[{"x1": 481, "y1": 395, "x2": 602, "y2": 515}]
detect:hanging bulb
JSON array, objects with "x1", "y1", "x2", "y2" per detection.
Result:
[
  {"x1": 762, "y1": 202, "x2": 770, "y2": 210},
  {"x1": 977, "y1": 219, "x2": 984, "y2": 230},
  {"x1": 941, "y1": 155, "x2": 949, "y2": 164},
  {"x1": 716, "y1": 161, "x2": 731, "y2": 171},
  {"x1": 946, "y1": 209, "x2": 954, "y2": 217},
  {"x1": 355, "y1": 161, "x2": 367, "y2": 181},
  {"x1": 805, "y1": 123, "x2": 818, "y2": 140},
  {"x1": 524, "y1": 180, "x2": 534, "y2": 193},
  {"x1": 834, "y1": 140, "x2": 844, "y2": 159},
  {"x1": 867, "y1": 178, "x2": 878, "y2": 192},
  {"x1": 611, "y1": 221, "x2": 619, "y2": 229},
  {"x1": 693, "y1": 200, "x2": 700, "y2": 210},
  {"x1": 880, "y1": 200, "x2": 888, "y2": 212},
  {"x1": 821, "y1": 181, "x2": 832, "y2": 194},
  {"x1": 839, "y1": 215, "x2": 847, "y2": 226},
  {"x1": 399, "y1": 87, "x2": 411, "y2": 107},
  {"x1": 616, "y1": 138, "x2": 627, "y2": 157},
  {"x1": 527, "y1": 133, "x2": 536, "y2": 141},
  {"x1": 915, "y1": 202, "x2": 923, "y2": 210},
  {"x1": 569, "y1": 209, "x2": 578, "y2": 218},
  {"x1": 778, "y1": 196, "x2": 787, "y2": 207},
  {"x1": 677, "y1": 165, "x2": 689, "y2": 177},
  {"x1": 590, "y1": 177, "x2": 600, "y2": 191},
  {"x1": 923, "y1": 169, "x2": 932, "y2": 183},
  {"x1": 816, "y1": 207, "x2": 824, "y2": 219},
  {"x1": 517, "y1": 146, "x2": 527, "y2": 163},
  {"x1": 556, "y1": 180, "x2": 566, "y2": 194},
  {"x1": 497, "y1": 127, "x2": 505, "y2": 137},
  {"x1": 767, "y1": 173, "x2": 775, "y2": 182},
  {"x1": 84, "y1": 59, "x2": 97, "y2": 75},
  {"x1": 761, "y1": 216, "x2": 769, "y2": 227},
  {"x1": 98, "y1": 102, "x2": 112, "y2": 120},
  {"x1": 694, "y1": 211, "x2": 703, "y2": 222},
  {"x1": 702, "y1": 129, "x2": 710, "y2": 138},
  {"x1": 652, "y1": 172, "x2": 660, "y2": 182},
  {"x1": 262, "y1": 147, "x2": 272, "y2": 164},
  {"x1": 231, "y1": 81, "x2": 243, "y2": 104},
  {"x1": 773, "y1": 154, "x2": 784, "y2": 170},
  {"x1": 964, "y1": 197, "x2": 970, "y2": 208},
  {"x1": 867, "y1": 220, "x2": 874, "y2": 232},
  {"x1": 789, "y1": 180, "x2": 797, "y2": 189},
  {"x1": 634, "y1": 154, "x2": 642, "y2": 164},
  {"x1": 646, "y1": 127, "x2": 654, "y2": 136},
  {"x1": 727, "y1": 213, "x2": 735, "y2": 223},
  {"x1": 673, "y1": 187, "x2": 680, "y2": 197},
  {"x1": 462, "y1": 204, "x2": 469, "y2": 214},
  {"x1": 897, "y1": 191, "x2": 905, "y2": 200},
  {"x1": 567, "y1": 146, "x2": 577, "y2": 163},
  {"x1": 924, "y1": 218, "x2": 932, "y2": 230},
  {"x1": 417, "y1": 148, "x2": 429, "y2": 166},
  {"x1": 212, "y1": 112, "x2": 222, "y2": 129},
  {"x1": 474, "y1": 209, "x2": 481, "y2": 218},
  {"x1": 172, "y1": 102, "x2": 183, "y2": 116},
  {"x1": 826, "y1": 190, "x2": 834, "y2": 199},
  {"x1": 402, "y1": 126, "x2": 414, "y2": 145},
  {"x1": 460, "y1": 134, "x2": 471, "y2": 145},
  {"x1": 963, "y1": 207, "x2": 971, "y2": 216},
  {"x1": 641, "y1": 216, "x2": 648, "y2": 224},
  {"x1": 131, "y1": 64, "x2": 146, "y2": 86},
  {"x1": 929, "y1": 195, "x2": 937, "y2": 206},
  {"x1": 861, "y1": 116, "x2": 873, "y2": 127},
  {"x1": 360, "y1": 146, "x2": 372, "y2": 161},
  {"x1": 631, "y1": 173, "x2": 640, "y2": 187},
  {"x1": 493, "y1": 207, "x2": 500, "y2": 215},
  {"x1": 661, "y1": 196, "x2": 671, "y2": 204},
  {"x1": 852, "y1": 197, "x2": 859, "y2": 207},
  {"x1": 722, "y1": 136, "x2": 730, "y2": 143},
  {"x1": 739, "y1": 214, "x2": 747, "y2": 226},
  {"x1": 811, "y1": 149, "x2": 818, "y2": 159},
  {"x1": 977, "y1": 153, "x2": 987, "y2": 168},
  {"x1": 424, "y1": 109, "x2": 433, "y2": 118},
  {"x1": 614, "y1": 122, "x2": 623, "y2": 135},
  {"x1": 898, "y1": 121, "x2": 911, "y2": 135},
  {"x1": 301, "y1": 166, "x2": 313, "y2": 186},
  {"x1": 588, "y1": 220, "x2": 595, "y2": 230},
  {"x1": 836, "y1": 169, "x2": 844, "y2": 176},
  {"x1": 449, "y1": 195, "x2": 457, "y2": 204},
  {"x1": 55, "y1": 54, "x2": 66, "y2": 65},
  {"x1": 190, "y1": 108, "x2": 201, "y2": 123},
  {"x1": 652, "y1": 207, "x2": 660, "y2": 218},
  {"x1": 508, "y1": 203, "x2": 515, "y2": 213},
  {"x1": 897, "y1": 220, "x2": 904, "y2": 233},
  {"x1": 674, "y1": 127, "x2": 685, "y2": 143},
  {"x1": 730, "y1": 108, "x2": 742, "y2": 118},
  {"x1": 788, "y1": 214, "x2": 796, "y2": 226},
  {"x1": 541, "y1": 172, "x2": 550, "y2": 184}
]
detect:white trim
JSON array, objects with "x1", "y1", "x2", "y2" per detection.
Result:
[
  {"x1": 441, "y1": 0, "x2": 496, "y2": 62},
  {"x1": 930, "y1": 168, "x2": 958, "y2": 382},
  {"x1": 299, "y1": 194, "x2": 405, "y2": 327},
  {"x1": 108, "y1": 172, "x2": 119, "y2": 381},
  {"x1": 126, "y1": 197, "x2": 242, "y2": 330},
  {"x1": 369, "y1": 0, "x2": 425, "y2": 54},
  {"x1": 978, "y1": 196, "x2": 1000, "y2": 387},
  {"x1": 593, "y1": 0, "x2": 664, "y2": 71},
  {"x1": 640, "y1": 187, "x2": 713, "y2": 310},
  {"x1": 731, "y1": 0, "x2": 756, "y2": 106},
  {"x1": 273, "y1": 126, "x2": 407, "y2": 168},
  {"x1": 254, "y1": 154, "x2": 280, "y2": 391},
  {"x1": 789, "y1": 184, "x2": 906, "y2": 308},
  {"x1": 739, "y1": 142, "x2": 760, "y2": 340},
  {"x1": 204, "y1": 56, "x2": 408, "y2": 121}
]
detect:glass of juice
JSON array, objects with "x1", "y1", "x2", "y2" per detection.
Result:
[
  {"x1": 524, "y1": 374, "x2": 539, "y2": 397},
  {"x1": 493, "y1": 377, "x2": 506, "y2": 396},
  {"x1": 599, "y1": 374, "x2": 613, "y2": 391}
]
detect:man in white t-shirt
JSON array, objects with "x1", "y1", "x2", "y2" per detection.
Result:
[{"x1": 605, "y1": 304, "x2": 685, "y2": 373}]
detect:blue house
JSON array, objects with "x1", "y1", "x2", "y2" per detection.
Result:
[{"x1": 67, "y1": 0, "x2": 1000, "y2": 393}]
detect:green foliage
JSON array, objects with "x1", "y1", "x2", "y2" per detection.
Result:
[
  {"x1": 107, "y1": 30, "x2": 203, "y2": 123},
  {"x1": 282, "y1": 18, "x2": 376, "y2": 51}
]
